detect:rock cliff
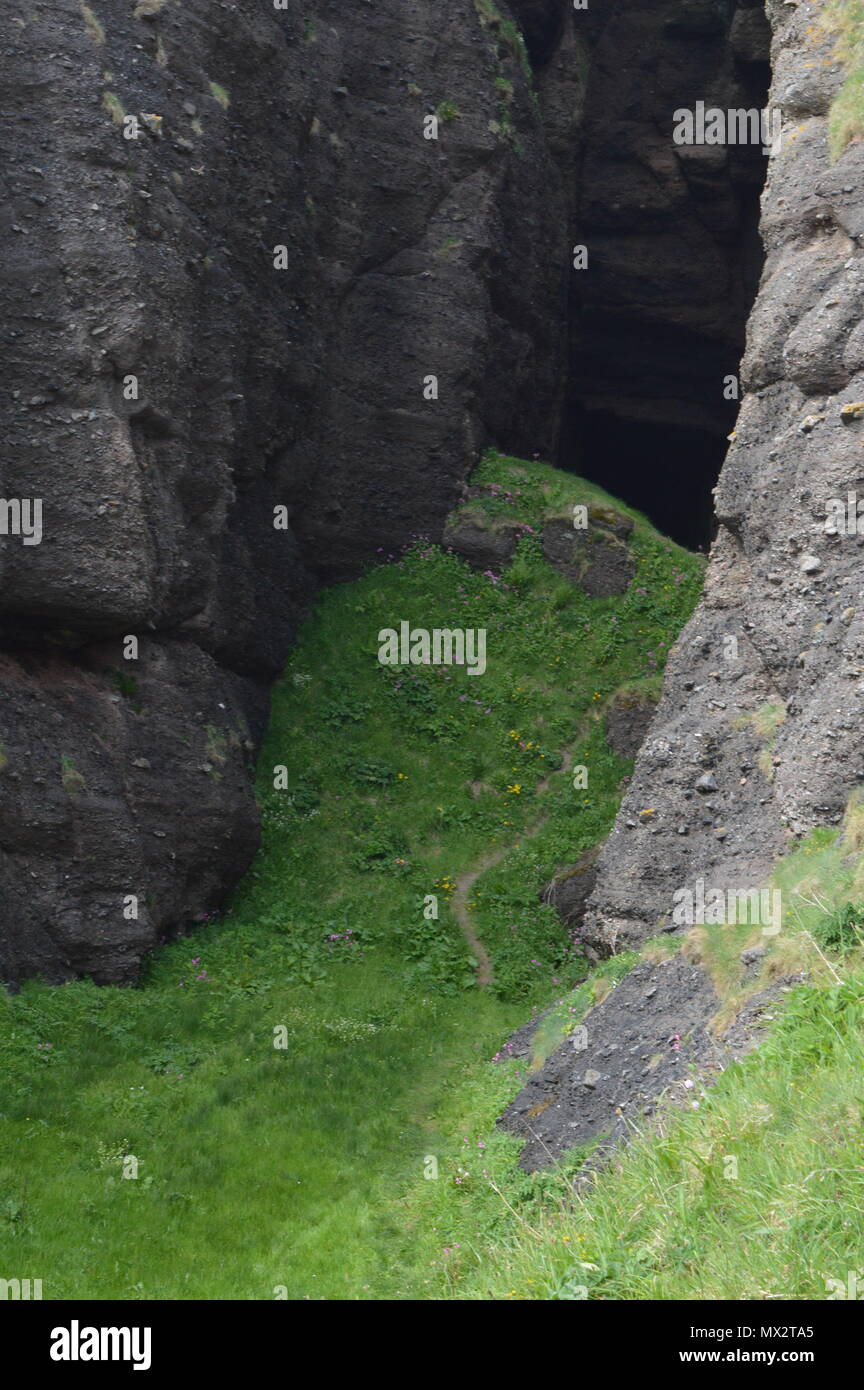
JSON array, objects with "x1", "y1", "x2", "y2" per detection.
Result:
[
  {"x1": 503, "y1": 0, "x2": 864, "y2": 1169},
  {"x1": 4, "y1": 0, "x2": 858, "y2": 1053},
  {"x1": 0, "y1": 0, "x2": 565, "y2": 981},
  {"x1": 584, "y1": 0, "x2": 864, "y2": 961}
]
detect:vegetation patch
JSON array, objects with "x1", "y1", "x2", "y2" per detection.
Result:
[
  {"x1": 80, "y1": 3, "x2": 106, "y2": 45},
  {"x1": 208, "y1": 81, "x2": 230, "y2": 110},
  {"x1": 0, "y1": 455, "x2": 703, "y2": 1298},
  {"x1": 102, "y1": 92, "x2": 125, "y2": 126},
  {"x1": 822, "y1": 0, "x2": 864, "y2": 159}
]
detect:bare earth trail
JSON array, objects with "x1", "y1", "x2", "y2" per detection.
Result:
[{"x1": 451, "y1": 732, "x2": 586, "y2": 988}]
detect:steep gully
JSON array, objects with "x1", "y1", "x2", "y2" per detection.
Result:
[
  {"x1": 7, "y1": 0, "x2": 849, "y2": 1175},
  {"x1": 458, "y1": 0, "x2": 769, "y2": 1010},
  {"x1": 558, "y1": 1, "x2": 771, "y2": 550},
  {"x1": 0, "y1": 0, "x2": 806, "y2": 1154},
  {"x1": 465, "y1": 0, "x2": 809, "y2": 1166}
]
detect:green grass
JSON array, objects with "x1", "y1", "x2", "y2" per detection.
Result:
[
  {"x1": 101, "y1": 92, "x2": 125, "y2": 127},
  {"x1": 392, "y1": 806, "x2": 864, "y2": 1300},
  {"x1": 7, "y1": 452, "x2": 862, "y2": 1300},
  {"x1": 475, "y1": 0, "x2": 534, "y2": 88},
  {"x1": 399, "y1": 974, "x2": 864, "y2": 1300},
  {"x1": 0, "y1": 454, "x2": 703, "y2": 1299},
  {"x1": 822, "y1": 1, "x2": 864, "y2": 159},
  {"x1": 208, "y1": 81, "x2": 230, "y2": 110}
]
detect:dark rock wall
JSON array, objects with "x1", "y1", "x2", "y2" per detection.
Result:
[
  {"x1": 0, "y1": 0, "x2": 568, "y2": 982},
  {"x1": 564, "y1": 0, "x2": 772, "y2": 547},
  {"x1": 583, "y1": 0, "x2": 864, "y2": 958},
  {"x1": 501, "y1": 0, "x2": 864, "y2": 1169},
  {"x1": 6, "y1": 0, "x2": 847, "y2": 1001}
]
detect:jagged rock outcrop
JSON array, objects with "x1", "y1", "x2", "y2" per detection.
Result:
[
  {"x1": 604, "y1": 689, "x2": 658, "y2": 759},
  {"x1": 0, "y1": 0, "x2": 568, "y2": 982},
  {"x1": 583, "y1": 0, "x2": 862, "y2": 961},
  {"x1": 541, "y1": 845, "x2": 601, "y2": 929}
]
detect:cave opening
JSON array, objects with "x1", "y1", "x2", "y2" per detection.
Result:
[{"x1": 559, "y1": 1, "x2": 773, "y2": 552}]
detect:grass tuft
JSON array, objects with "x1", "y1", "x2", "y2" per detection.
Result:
[
  {"x1": 80, "y1": 2, "x2": 106, "y2": 45},
  {"x1": 822, "y1": 0, "x2": 864, "y2": 158}
]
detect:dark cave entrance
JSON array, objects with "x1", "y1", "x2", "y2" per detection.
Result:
[
  {"x1": 576, "y1": 408, "x2": 728, "y2": 555},
  {"x1": 559, "y1": 2, "x2": 773, "y2": 552}
]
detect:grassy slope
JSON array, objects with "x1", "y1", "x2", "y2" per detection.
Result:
[
  {"x1": 3, "y1": 452, "x2": 863, "y2": 1301},
  {"x1": 0, "y1": 454, "x2": 703, "y2": 1299},
  {"x1": 412, "y1": 972, "x2": 864, "y2": 1301},
  {"x1": 821, "y1": 1, "x2": 864, "y2": 159},
  {"x1": 404, "y1": 742, "x2": 864, "y2": 1301}
]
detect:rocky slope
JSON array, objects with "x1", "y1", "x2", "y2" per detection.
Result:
[
  {"x1": 584, "y1": 0, "x2": 863, "y2": 963},
  {"x1": 503, "y1": 0, "x2": 864, "y2": 1168}
]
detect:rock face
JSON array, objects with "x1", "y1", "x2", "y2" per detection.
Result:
[
  {"x1": 540, "y1": 846, "x2": 601, "y2": 930},
  {"x1": 502, "y1": 957, "x2": 723, "y2": 1170},
  {"x1": 501, "y1": 0, "x2": 864, "y2": 1168},
  {"x1": 0, "y1": 643, "x2": 259, "y2": 983},
  {"x1": 582, "y1": 0, "x2": 862, "y2": 962},
  {"x1": 605, "y1": 690, "x2": 658, "y2": 760},
  {"x1": 541, "y1": 514, "x2": 635, "y2": 596},
  {"x1": 501, "y1": 955, "x2": 801, "y2": 1171},
  {"x1": 0, "y1": 0, "x2": 567, "y2": 982},
  {"x1": 564, "y1": 0, "x2": 772, "y2": 548},
  {"x1": 4, "y1": 0, "x2": 857, "y2": 1031}
]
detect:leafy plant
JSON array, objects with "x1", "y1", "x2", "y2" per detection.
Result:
[{"x1": 813, "y1": 902, "x2": 864, "y2": 955}]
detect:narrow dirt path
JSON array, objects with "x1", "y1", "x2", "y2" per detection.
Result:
[
  {"x1": 452, "y1": 735, "x2": 582, "y2": 988},
  {"x1": 451, "y1": 856, "x2": 500, "y2": 987}
]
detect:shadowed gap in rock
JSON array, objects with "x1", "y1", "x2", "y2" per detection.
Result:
[{"x1": 559, "y1": 0, "x2": 773, "y2": 552}]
